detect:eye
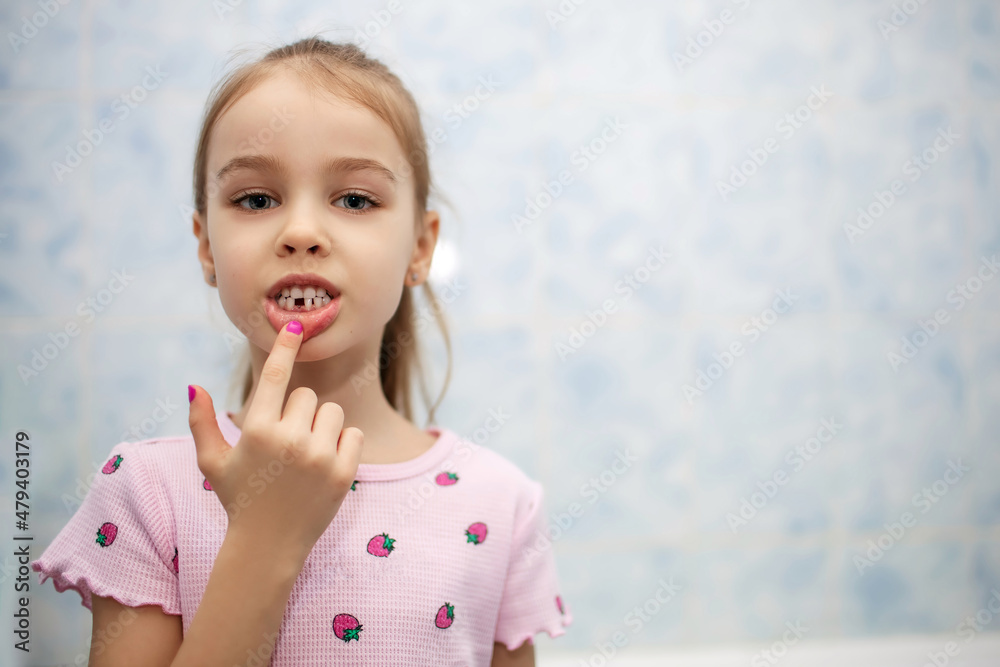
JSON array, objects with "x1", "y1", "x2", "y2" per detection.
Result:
[
  {"x1": 335, "y1": 191, "x2": 380, "y2": 213},
  {"x1": 231, "y1": 191, "x2": 278, "y2": 211}
]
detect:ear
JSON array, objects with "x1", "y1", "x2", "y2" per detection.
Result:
[
  {"x1": 192, "y1": 210, "x2": 216, "y2": 286},
  {"x1": 409, "y1": 209, "x2": 440, "y2": 278}
]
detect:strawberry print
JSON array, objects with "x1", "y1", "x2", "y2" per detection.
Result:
[
  {"x1": 465, "y1": 522, "x2": 487, "y2": 545},
  {"x1": 367, "y1": 533, "x2": 396, "y2": 557},
  {"x1": 203, "y1": 478, "x2": 212, "y2": 491},
  {"x1": 435, "y1": 472, "x2": 458, "y2": 486},
  {"x1": 351, "y1": 480, "x2": 358, "y2": 491},
  {"x1": 556, "y1": 595, "x2": 564, "y2": 615},
  {"x1": 172, "y1": 547, "x2": 179, "y2": 573},
  {"x1": 101, "y1": 454, "x2": 123, "y2": 474},
  {"x1": 332, "y1": 613, "x2": 363, "y2": 642},
  {"x1": 435, "y1": 602, "x2": 455, "y2": 629},
  {"x1": 96, "y1": 522, "x2": 118, "y2": 547}
]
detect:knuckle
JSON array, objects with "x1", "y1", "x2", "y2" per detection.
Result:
[
  {"x1": 297, "y1": 447, "x2": 326, "y2": 471},
  {"x1": 195, "y1": 453, "x2": 214, "y2": 477},
  {"x1": 277, "y1": 442, "x2": 301, "y2": 463},
  {"x1": 330, "y1": 465, "x2": 354, "y2": 486},
  {"x1": 242, "y1": 417, "x2": 264, "y2": 438},
  {"x1": 322, "y1": 402, "x2": 345, "y2": 419},
  {"x1": 291, "y1": 386, "x2": 317, "y2": 401},
  {"x1": 260, "y1": 363, "x2": 287, "y2": 385},
  {"x1": 278, "y1": 430, "x2": 304, "y2": 451}
]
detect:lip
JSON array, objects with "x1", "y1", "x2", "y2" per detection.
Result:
[{"x1": 264, "y1": 273, "x2": 342, "y2": 343}]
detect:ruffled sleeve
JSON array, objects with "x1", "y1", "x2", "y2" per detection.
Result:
[
  {"x1": 494, "y1": 479, "x2": 573, "y2": 651},
  {"x1": 31, "y1": 440, "x2": 180, "y2": 614}
]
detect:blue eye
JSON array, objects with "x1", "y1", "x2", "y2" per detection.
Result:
[
  {"x1": 231, "y1": 191, "x2": 277, "y2": 211},
  {"x1": 336, "y1": 192, "x2": 380, "y2": 212},
  {"x1": 228, "y1": 190, "x2": 380, "y2": 214}
]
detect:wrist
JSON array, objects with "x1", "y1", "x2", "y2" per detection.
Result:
[{"x1": 224, "y1": 523, "x2": 312, "y2": 573}]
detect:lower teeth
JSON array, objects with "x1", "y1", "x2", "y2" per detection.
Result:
[{"x1": 275, "y1": 295, "x2": 331, "y2": 311}]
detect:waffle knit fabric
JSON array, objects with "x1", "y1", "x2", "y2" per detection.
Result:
[{"x1": 32, "y1": 411, "x2": 572, "y2": 665}]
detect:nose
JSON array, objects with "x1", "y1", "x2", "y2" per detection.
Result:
[{"x1": 274, "y1": 205, "x2": 331, "y2": 258}]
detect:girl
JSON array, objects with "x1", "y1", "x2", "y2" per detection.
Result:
[{"x1": 31, "y1": 37, "x2": 572, "y2": 666}]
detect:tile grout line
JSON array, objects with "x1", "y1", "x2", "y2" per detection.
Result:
[
  {"x1": 77, "y1": 0, "x2": 94, "y2": 507},
  {"x1": 959, "y1": 0, "x2": 985, "y2": 614}
]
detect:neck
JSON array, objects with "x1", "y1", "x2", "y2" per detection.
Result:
[{"x1": 227, "y1": 334, "x2": 422, "y2": 461}]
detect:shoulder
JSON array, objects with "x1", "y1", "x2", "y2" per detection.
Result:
[
  {"x1": 445, "y1": 429, "x2": 527, "y2": 477},
  {"x1": 111, "y1": 411, "x2": 230, "y2": 474},
  {"x1": 106, "y1": 432, "x2": 197, "y2": 476},
  {"x1": 442, "y1": 429, "x2": 544, "y2": 506},
  {"x1": 94, "y1": 431, "x2": 201, "y2": 504}
]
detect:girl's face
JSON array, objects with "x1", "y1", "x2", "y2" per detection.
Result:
[{"x1": 193, "y1": 68, "x2": 437, "y2": 359}]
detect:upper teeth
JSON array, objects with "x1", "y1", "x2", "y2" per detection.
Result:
[{"x1": 275, "y1": 285, "x2": 333, "y2": 311}]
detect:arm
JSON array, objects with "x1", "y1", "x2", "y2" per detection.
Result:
[
  {"x1": 168, "y1": 526, "x2": 308, "y2": 667},
  {"x1": 491, "y1": 640, "x2": 535, "y2": 667},
  {"x1": 90, "y1": 597, "x2": 182, "y2": 666}
]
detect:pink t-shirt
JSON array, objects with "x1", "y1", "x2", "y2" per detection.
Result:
[{"x1": 32, "y1": 411, "x2": 572, "y2": 665}]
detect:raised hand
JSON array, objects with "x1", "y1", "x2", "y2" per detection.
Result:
[{"x1": 188, "y1": 320, "x2": 364, "y2": 551}]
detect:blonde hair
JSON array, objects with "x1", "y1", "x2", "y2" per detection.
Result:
[{"x1": 192, "y1": 36, "x2": 452, "y2": 426}]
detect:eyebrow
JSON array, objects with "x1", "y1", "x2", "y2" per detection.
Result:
[{"x1": 214, "y1": 154, "x2": 397, "y2": 185}]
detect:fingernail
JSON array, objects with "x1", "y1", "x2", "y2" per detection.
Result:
[
  {"x1": 286, "y1": 320, "x2": 303, "y2": 335},
  {"x1": 188, "y1": 385, "x2": 195, "y2": 403}
]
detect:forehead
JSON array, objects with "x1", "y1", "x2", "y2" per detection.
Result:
[{"x1": 206, "y1": 69, "x2": 409, "y2": 181}]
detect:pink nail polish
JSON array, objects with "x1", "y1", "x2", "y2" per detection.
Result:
[
  {"x1": 188, "y1": 385, "x2": 195, "y2": 403},
  {"x1": 287, "y1": 320, "x2": 303, "y2": 335}
]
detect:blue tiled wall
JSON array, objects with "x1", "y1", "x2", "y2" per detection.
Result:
[{"x1": 1, "y1": 0, "x2": 998, "y2": 663}]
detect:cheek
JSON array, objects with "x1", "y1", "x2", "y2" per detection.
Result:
[
  {"x1": 214, "y1": 253, "x2": 254, "y2": 300},
  {"x1": 348, "y1": 234, "x2": 410, "y2": 284},
  {"x1": 344, "y1": 246, "x2": 409, "y2": 319},
  {"x1": 216, "y1": 282, "x2": 263, "y2": 334},
  {"x1": 212, "y1": 248, "x2": 270, "y2": 335},
  {"x1": 212, "y1": 227, "x2": 265, "y2": 283}
]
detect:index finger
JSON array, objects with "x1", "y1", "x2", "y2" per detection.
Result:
[{"x1": 247, "y1": 320, "x2": 303, "y2": 424}]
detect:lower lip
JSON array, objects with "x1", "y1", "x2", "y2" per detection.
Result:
[{"x1": 263, "y1": 294, "x2": 341, "y2": 343}]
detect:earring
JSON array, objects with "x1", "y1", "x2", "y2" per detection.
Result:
[
  {"x1": 209, "y1": 273, "x2": 216, "y2": 285},
  {"x1": 409, "y1": 272, "x2": 419, "y2": 285}
]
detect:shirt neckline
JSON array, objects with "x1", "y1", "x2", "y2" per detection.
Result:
[{"x1": 216, "y1": 411, "x2": 456, "y2": 482}]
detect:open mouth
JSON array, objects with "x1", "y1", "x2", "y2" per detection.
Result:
[
  {"x1": 263, "y1": 288, "x2": 341, "y2": 342},
  {"x1": 273, "y1": 286, "x2": 336, "y2": 312}
]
